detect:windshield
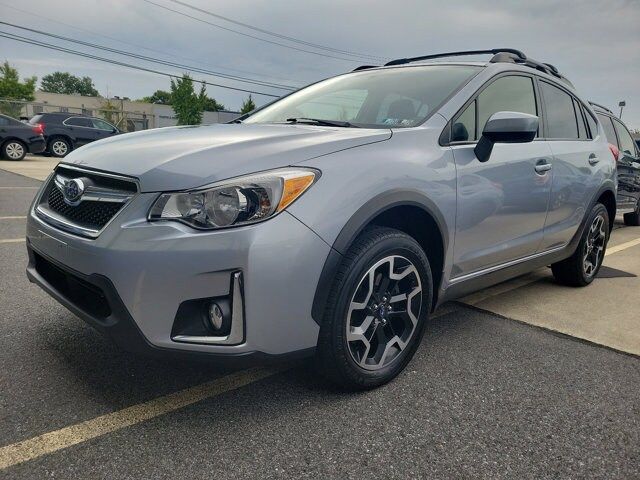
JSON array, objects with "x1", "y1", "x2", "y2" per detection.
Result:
[{"x1": 244, "y1": 65, "x2": 481, "y2": 128}]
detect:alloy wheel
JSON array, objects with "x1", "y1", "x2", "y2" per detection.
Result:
[
  {"x1": 583, "y1": 213, "x2": 606, "y2": 278},
  {"x1": 5, "y1": 142, "x2": 24, "y2": 160},
  {"x1": 52, "y1": 140, "x2": 68, "y2": 156},
  {"x1": 346, "y1": 255, "x2": 422, "y2": 371}
]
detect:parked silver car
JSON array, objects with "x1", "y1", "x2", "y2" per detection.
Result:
[{"x1": 26, "y1": 49, "x2": 616, "y2": 389}]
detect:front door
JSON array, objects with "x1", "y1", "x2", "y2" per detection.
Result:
[{"x1": 450, "y1": 74, "x2": 552, "y2": 278}]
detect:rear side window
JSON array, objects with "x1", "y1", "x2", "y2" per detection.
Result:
[
  {"x1": 613, "y1": 119, "x2": 637, "y2": 156},
  {"x1": 540, "y1": 82, "x2": 578, "y2": 139},
  {"x1": 476, "y1": 76, "x2": 537, "y2": 139},
  {"x1": 65, "y1": 117, "x2": 93, "y2": 127},
  {"x1": 596, "y1": 114, "x2": 618, "y2": 146},
  {"x1": 573, "y1": 99, "x2": 588, "y2": 140},
  {"x1": 585, "y1": 111, "x2": 598, "y2": 138}
]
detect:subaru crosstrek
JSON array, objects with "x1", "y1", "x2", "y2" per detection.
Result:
[{"x1": 26, "y1": 49, "x2": 616, "y2": 389}]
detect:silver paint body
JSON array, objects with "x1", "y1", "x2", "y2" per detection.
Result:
[{"x1": 26, "y1": 62, "x2": 615, "y2": 357}]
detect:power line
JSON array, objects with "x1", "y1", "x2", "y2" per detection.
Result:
[
  {"x1": 141, "y1": 0, "x2": 365, "y2": 63},
  {"x1": 0, "y1": 32, "x2": 282, "y2": 98},
  {"x1": 0, "y1": 2, "x2": 302, "y2": 87},
  {"x1": 167, "y1": 0, "x2": 386, "y2": 62},
  {"x1": 0, "y1": 21, "x2": 296, "y2": 91}
]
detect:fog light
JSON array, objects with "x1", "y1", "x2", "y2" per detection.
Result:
[{"x1": 208, "y1": 302, "x2": 224, "y2": 330}]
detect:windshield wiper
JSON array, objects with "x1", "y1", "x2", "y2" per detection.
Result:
[{"x1": 285, "y1": 117, "x2": 359, "y2": 128}]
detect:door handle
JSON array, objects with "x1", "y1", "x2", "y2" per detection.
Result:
[
  {"x1": 534, "y1": 159, "x2": 552, "y2": 174},
  {"x1": 588, "y1": 153, "x2": 600, "y2": 166}
]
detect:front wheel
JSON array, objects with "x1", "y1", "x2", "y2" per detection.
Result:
[
  {"x1": 315, "y1": 227, "x2": 432, "y2": 390},
  {"x1": 551, "y1": 203, "x2": 609, "y2": 286}
]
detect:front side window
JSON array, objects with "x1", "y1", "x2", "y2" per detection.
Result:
[
  {"x1": 92, "y1": 119, "x2": 115, "y2": 131},
  {"x1": 540, "y1": 82, "x2": 578, "y2": 139},
  {"x1": 596, "y1": 114, "x2": 618, "y2": 146},
  {"x1": 244, "y1": 65, "x2": 482, "y2": 128},
  {"x1": 613, "y1": 119, "x2": 637, "y2": 156},
  {"x1": 476, "y1": 75, "x2": 537, "y2": 138}
]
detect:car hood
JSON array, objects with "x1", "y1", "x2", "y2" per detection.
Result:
[{"x1": 63, "y1": 123, "x2": 391, "y2": 192}]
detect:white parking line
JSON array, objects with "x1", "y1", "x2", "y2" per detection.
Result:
[
  {"x1": 0, "y1": 186, "x2": 39, "y2": 190},
  {"x1": 606, "y1": 237, "x2": 640, "y2": 256},
  {"x1": 0, "y1": 216, "x2": 27, "y2": 220},
  {"x1": 0, "y1": 367, "x2": 286, "y2": 470},
  {"x1": 0, "y1": 238, "x2": 25, "y2": 244}
]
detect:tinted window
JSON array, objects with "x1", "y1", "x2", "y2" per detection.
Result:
[
  {"x1": 451, "y1": 100, "x2": 476, "y2": 142},
  {"x1": 613, "y1": 119, "x2": 637, "y2": 156},
  {"x1": 65, "y1": 117, "x2": 93, "y2": 127},
  {"x1": 92, "y1": 119, "x2": 115, "y2": 131},
  {"x1": 585, "y1": 110, "x2": 598, "y2": 138},
  {"x1": 245, "y1": 65, "x2": 482, "y2": 128},
  {"x1": 477, "y1": 76, "x2": 537, "y2": 137},
  {"x1": 596, "y1": 114, "x2": 618, "y2": 146},
  {"x1": 541, "y1": 82, "x2": 578, "y2": 139},
  {"x1": 573, "y1": 100, "x2": 587, "y2": 139}
]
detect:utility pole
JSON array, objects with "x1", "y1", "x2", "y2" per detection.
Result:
[{"x1": 619, "y1": 101, "x2": 626, "y2": 119}]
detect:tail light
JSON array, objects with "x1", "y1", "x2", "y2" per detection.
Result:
[
  {"x1": 32, "y1": 123, "x2": 44, "y2": 135},
  {"x1": 608, "y1": 143, "x2": 619, "y2": 163}
]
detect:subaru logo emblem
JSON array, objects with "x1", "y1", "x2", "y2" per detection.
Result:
[{"x1": 63, "y1": 178, "x2": 85, "y2": 204}]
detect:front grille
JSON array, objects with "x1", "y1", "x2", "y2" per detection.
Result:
[
  {"x1": 47, "y1": 186, "x2": 124, "y2": 230},
  {"x1": 36, "y1": 165, "x2": 137, "y2": 238},
  {"x1": 33, "y1": 251, "x2": 111, "y2": 319}
]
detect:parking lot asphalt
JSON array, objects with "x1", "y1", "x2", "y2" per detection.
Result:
[{"x1": 1, "y1": 168, "x2": 639, "y2": 479}]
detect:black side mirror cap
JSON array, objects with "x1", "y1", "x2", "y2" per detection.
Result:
[{"x1": 475, "y1": 111, "x2": 539, "y2": 162}]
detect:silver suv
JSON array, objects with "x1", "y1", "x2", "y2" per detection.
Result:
[{"x1": 26, "y1": 49, "x2": 616, "y2": 389}]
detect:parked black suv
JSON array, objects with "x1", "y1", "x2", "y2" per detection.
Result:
[
  {"x1": 590, "y1": 103, "x2": 640, "y2": 226},
  {"x1": 28, "y1": 112, "x2": 120, "y2": 158},
  {"x1": 0, "y1": 113, "x2": 46, "y2": 160}
]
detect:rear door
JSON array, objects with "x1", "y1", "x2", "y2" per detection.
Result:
[
  {"x1": 538, "y1": 81, "x2": 608, "y2": 249},
  {"x1": 611, "y1": 117, "x2": 640, "y2": 209},
  {"x1": 450, "y1": 74, "x2": 553, "y2": 277}
]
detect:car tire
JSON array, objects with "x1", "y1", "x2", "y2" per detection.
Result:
[
  {"x1": 1, "y1": 140, "x2": 27, "y2": 161},
  {"x1": 315, "y1": 226, "x2": 433, "y2": 390},
  {"x1": 551, "y1": 203, "x2": 609, "y2": 287},
  {"x1": 623, "y1": 200, "x2": 640, "y2": 226},
  {"x1": 48, "y1": 137, "x2": 72, "y2": 158}
]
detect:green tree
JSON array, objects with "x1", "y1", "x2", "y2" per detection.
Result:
[
  {"x1": 40, "y1": 72, "x2": 99, "y2": 96},
  {"x1": 240, "y1": 94, "x2": 256, "y2": 114},
  {"x1": 200, "y1": 94, "x2": 225, "y2": 112},
  {"x1": 170, "y1": 74, "x2": 204, "y2": 125},
  {"x1": 140, "y1": 89, "x2": 172, "y2": 105},
  {"x1": 0, "y1": 61, "x2": 36, "y2": 118}
]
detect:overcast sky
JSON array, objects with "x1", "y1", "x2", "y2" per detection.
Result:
[{"x1": 1, "y1": 0, "x2": 639, "y2": 128}]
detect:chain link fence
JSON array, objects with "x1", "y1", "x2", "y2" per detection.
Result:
[{"x1": 0, "y1": 98, "x2": 150, "y2": 132}]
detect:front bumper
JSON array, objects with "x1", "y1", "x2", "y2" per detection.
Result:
[{"x1": 26, "y1": 191, "x2": 329, "y2": 358}]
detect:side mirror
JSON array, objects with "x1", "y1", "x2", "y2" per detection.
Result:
[{"x1": 475, "y1": 111, "x2": 539, "y2": 162}]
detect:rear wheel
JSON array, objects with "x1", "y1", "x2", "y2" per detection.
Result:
[
  {"x1": 2, "y1": 140, "x2": 26, "y2": 161},
  {"x1": 315, "y1": 227, "x2": 432, "y2": 390},
  {"x1": 551, "y1": 203, "x2": 609, "y2": 286},
  {"x1": 49, "y1": 137, "x2": 71, "y2": 158},
  {"x1": 623, "y1": 200, "x2": 640, "y2": 226}
]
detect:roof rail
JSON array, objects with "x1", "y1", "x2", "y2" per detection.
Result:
[
  {"x1": 352, "y1": 65, "x2": 378, "y2": 72},
  {"x1": 589, "y1": 101, "x2": 613, "y2": 114},
  {"x1": 383, "y1": 48, "x2": 572, "y2": 86},
  {"x1": 384, "y1": 48, "x2": 526, "y2": 66}
]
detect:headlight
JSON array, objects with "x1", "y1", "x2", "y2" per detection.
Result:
[{"x1": 149, "y1": 168, "x2": 318, "y2": 229}]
